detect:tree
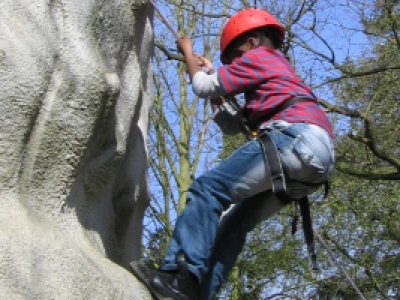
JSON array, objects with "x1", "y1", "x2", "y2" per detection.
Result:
[
  {"x1": 145, "y1": 0, "x2": 399, "y2": 298},
  {"x1": 145, "y1": 0, "x2": 229, "y2": 266},
  {"x1": 218, "y1": 0, "x2": 399, "y2": 299},
  {"x1": 327, "y1": 0, "x2": 400, "y2": 181},
  {"x1": 313, "y1": 1, "x2": 399, "y2": 297}
]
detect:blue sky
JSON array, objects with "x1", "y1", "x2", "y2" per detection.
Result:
[{"x1": 144, "y1": 2, "x2": 375, "y2": 292}]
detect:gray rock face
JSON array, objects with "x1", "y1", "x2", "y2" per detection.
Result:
[{"x1": 0, "y1": 0, "x2": 153, "y2": 298}]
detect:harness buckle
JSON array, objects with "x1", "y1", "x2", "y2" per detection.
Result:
[{"x1": 271, "y1": 173, "x2": 286, "y2": 194}]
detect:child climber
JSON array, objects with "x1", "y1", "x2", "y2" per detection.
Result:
[{"x1": 132, "y1": 8, "x2": 335, "y2": 300}]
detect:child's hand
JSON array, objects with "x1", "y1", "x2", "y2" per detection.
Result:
[
  {"x1": 176, "y1": 37, "x2": 193, "y2": 55},
  {"x1": 197, "y1": 56, "x2": 214, "y2": 73}
]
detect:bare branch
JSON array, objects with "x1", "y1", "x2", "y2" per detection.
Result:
[
  {"x1": 319, "y1": 99, "x2": 362, "y2": 118},
  {"x1": 314, "y1": 65, "x2": 400, "y2": 88},
  {"x1": 155, "y1": 41, "x2": 183, "y2": 62},
  {"x1": 336, "y1": 163, "x2": 400, "y2": 180},
  {"x1": 363, "y1": 118, "x2": 400, "y2": 170}
]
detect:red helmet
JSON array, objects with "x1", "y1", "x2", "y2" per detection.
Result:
[{"x1": 220, "y1": 9, "x2": 285, "y2": 62}]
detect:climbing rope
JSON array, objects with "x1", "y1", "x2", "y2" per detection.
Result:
[
  {"x1": 314, "y1": 229, "x2": 367, "y2": 300},
  {"x1": 149, "y1": 0, "x2": 180, "y2": 40}
]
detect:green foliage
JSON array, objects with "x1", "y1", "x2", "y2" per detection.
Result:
[
  {"x1": 333, "y1": 38, "x2": 399, "y2": 179},
  {"x1": 147, "y1": 0, "x2": 399, "y2": 299},
  {"x1": 333, "y1": 0, "x2": 399, "y2": 181},
  {"x1": 218, "y1": 1, "x2": 399, "y2": 299},
  {"x1": 318, "y1": 174, "x2": 400, "y2": 299},
  {"x1": 219, "y1": 134, "x2": 247, "y2": 160}
]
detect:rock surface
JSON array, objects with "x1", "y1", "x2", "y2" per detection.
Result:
[{"x1": 0, "y1": 0, "x2": 153, "y2": 298}]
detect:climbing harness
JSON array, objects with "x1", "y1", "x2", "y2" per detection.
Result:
[
  {"x1": 255, "y1": 97, "x2": 366, "y2": 298},
  {"x1": 259, "y1": 134, "x2": 321, "y2": 270},
  {"x1": 254, "y1": 97, "x2": 328, "y2": 271}
]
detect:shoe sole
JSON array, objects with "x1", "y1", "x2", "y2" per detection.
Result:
[{"x1": 130, "y1": 261, "x2": 173, "y2": 300}]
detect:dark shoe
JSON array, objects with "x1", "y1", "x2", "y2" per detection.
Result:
[
  {"x1": 130, "y1": 260, "x2": 199, "y2": 300},
  {"x1": 150, "y1": 268, "x2": 199, "y2": 300},
  {"x1": 130, "y1": 261, "x2": 166, "y2": 300}
]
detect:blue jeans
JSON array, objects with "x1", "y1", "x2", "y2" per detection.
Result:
[{"x1": 161, "y1": 122, "x2": 335, "y2": 299}]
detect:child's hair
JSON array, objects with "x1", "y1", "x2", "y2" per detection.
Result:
[
  {"x1": 225, "y1": 27, "x2": 283, "y2": 54},
  {"x1": 259, "y1": 28, "x2": 284, "y2": 49},
  {"x1": 222, "y1": 27, "x2": 284, "y2": 64}
]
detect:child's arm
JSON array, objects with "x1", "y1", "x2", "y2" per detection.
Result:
[
  {"x1": 176, "y1": 37, "x2": 202, "y2": 82},
  {"x1": 177, "y1": 38, "x2": 225, "y2": 99}
]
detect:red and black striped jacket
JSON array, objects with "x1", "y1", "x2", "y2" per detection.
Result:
[{"x1": 217, "y1": 46, "x2": 334, "y2": 139}]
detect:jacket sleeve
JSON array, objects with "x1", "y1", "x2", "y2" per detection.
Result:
[
  {"x1": 192, "y1": 72, "x2": 226, "y2": 99},
  {"x1": 217, "y1": 52, "x2": 267, "y2": 95}
]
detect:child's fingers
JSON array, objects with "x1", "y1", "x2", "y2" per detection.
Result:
[{"x1": 198, "y1": 57, "x2": 214, "y2": 71}]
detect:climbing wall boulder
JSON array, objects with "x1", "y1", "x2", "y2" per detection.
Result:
[{"x1": 0, "y1": 0, "x2": 153, "y2": 298}]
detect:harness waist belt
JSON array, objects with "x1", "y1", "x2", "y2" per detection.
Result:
[{"x1": 255, "y1": 97, "x2": 317, "y2": 130}]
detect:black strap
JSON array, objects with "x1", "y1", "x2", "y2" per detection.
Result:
[
  {"x1": 299, "y1": 197, "x2": 319, "y2": 271},
  {"x1": 258, "y1": 133, "x2": 287, "y2": 197}
]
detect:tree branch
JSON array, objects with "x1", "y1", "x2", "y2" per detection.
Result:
[
  {"x1": 319, "y1": 99, "x2": 362, "y2": 118},
  {"x1": 363, "y1": 118, "x2": 400, "y2": 170},
  {"x1": 155, "y1": 41, "x2": 183, "y2": 62},
  {"x1": 336, "y1": 162, "x2": 400, "y2": 180}
]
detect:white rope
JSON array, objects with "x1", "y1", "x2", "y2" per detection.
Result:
[
  {"x1": 149, "y1": 0, "x2": 181, "y2": 40},
  {"x1": 314, "y1": 229, "x2": 367, "y2": 300}
]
